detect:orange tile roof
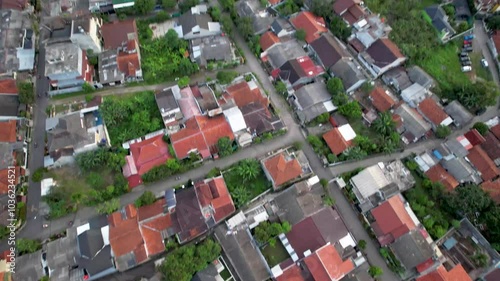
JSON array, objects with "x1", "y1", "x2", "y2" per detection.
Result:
[
  {"x1": 140, "y1": 225, "x2": 165, "y2": 256},
  {"x1": 491, "y1": 124, "x2": 500, "y2": 140},
  {"x1": 130, "y1": 135, "x2": 172, "y2": 176},
  {"x1": 224, "y1": 81, "x2": 269, "y2": 108},
  {"x1": 109, "y1": 217, "x2": 145, "y2": 258},
  {"x1": 418, "y1": 98, "x2": 449, "y2": 126},
  {"x1": 481, "y1": 179, "x2": 500, "y2": 204},
  {"x1": 370, "y1": 87, "x2": 395, "y2": 112},
  {"x1": 323, "y1": 128, "x2": 353, "y2": 155},
  {"x1": 0, "y1": 167, "x2": 20, "y2": 194},
  {"x1": 0, "y1": 120, "x2": 17, "y2": 142},
  {"x1": 141, "y1": 213, "x2": 174, "y2": 231},
  {"x1": 125, "y1": 204, "x2": 137, "y2": 219},
  {"x1": 260, "y1": 31, "x2": 280, "y2": 51},
  {"x1": 305, "y1": 244, "x2": 354, "y2": 281},
  {"x1": 0, "y1": 78, "x2": 17, "y2": 95},
  {"x1": 263, "y1": 152, "x2": 303, "y2": 187},
  {"x1": 101, "y1": 19, "x2": 138, "y2": 50},
  {"x1": 425, "y1": 164, "x2": 459, "y2": 191},
  {"x1": 196, "y1": 176, "x2": 235, "y2": 222},
  {"x1": 276, "y1": 264, "x2": 306, "y2": 281},
  {"x1": 371, "y1": 195, "x2": 417, "y2": 244},
  {"x1": 117, "y1": 41, "x2": 141, "y2": 78},
  {"x1": 492, "y1": 31, "x2": 500, "y2": 54},
  {"x1": 417, "y1": 264, "x2": 472, "y2": 281},
  {"x1": 467, "y1": 146, "x2": 500, "y2": 181},
  {"x1": 137, "y1": 198, "x2": 165, "y2": 222},
  {"x1": 108, "y1": 212, "x2": 123, "y2": 227},
  {"x1": 291, "y1": 11, "x2": 328, "y2": 43}
]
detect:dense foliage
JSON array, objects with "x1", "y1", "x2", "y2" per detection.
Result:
[
  {"x1": 217, "y1": 137, "x2": 234, "y2": 157},
  {"x1": 139, "y1": 28, "x2": 198, "y2": 83},
  {"x1": 17, "y1": 239, "x2": 42, "y2": 256},
  {"x1": 100, "y1": 91, "x2": 163, "y2": 146},
  {"x1": 135, "y1": 191, "x2": 157, "y2": 207},
  {"x1": 473, "y1": 122, "x2": 489, "y2": 136},
  {"x1": 224, "y1": 159, "x2": 271, "y2": 207},
  {"x1": 18, "y1": 81, "x2": 34, "y2": 104},
  {"x1": 254, "y1": 221, "x2": 291, "y2": 245},
  {"x1": 216, "y1": 70, "x2": 239, "y2": 84},
  {"x1": 158, "y1": 239, "x2": 221, "y2": 281},
  {"x1": 96, "y1": 198, "x2": 120, "y2": 214},
  {"x1": 76, "y1": 148, "x2": 127, "y2": 172}
]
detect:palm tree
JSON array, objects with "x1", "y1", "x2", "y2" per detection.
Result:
[
  {"x1": 232, "y1": 186, "x2": 251, "y2": 207},
  {"x1": 342, "y1": 146, "x2": 367, "y2": 160},
  {"x1": 236, "y1": 159, "x2": 260, "y2": 182},
  {"x1": 372, "y1": 112, "x2": 395, "y2": 136}
]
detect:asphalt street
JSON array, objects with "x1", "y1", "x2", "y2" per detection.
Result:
[{"x1": 4, "y1": 11, "x2": 500, "y2": 281}]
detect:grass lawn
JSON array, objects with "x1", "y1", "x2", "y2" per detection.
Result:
[
  {"x1": 418, "y1": 42, "x2": 470, "y2": 92},
  {"x1": 349, "y1": 118, "x2": 378, "y2": 141},
  {"x1": 470, "y1": 52, "x2": 493, "y2": 82},
  {"x1": 261, "y1": 242, "x2": 289, "y2": 268}
]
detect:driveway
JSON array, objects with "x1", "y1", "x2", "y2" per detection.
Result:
[{"x1": 474, "y1": 19, "x2": 500, "y2": 88}]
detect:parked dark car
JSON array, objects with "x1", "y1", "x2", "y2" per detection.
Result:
[
  {"x1": 460, "y1": 56, "x2": 470, "y2": 62},
  {"x1": 462, "y1": 61, "x2": 472, "y2": 66},
  {"x1": 460, "y1": 52, "x2": 468, "y2": 57},
  {"x1": 475, "y1": 108, "x2": 486, "y2": 116},
  {"x1": 463, "y1": 47, "x2": 473, "y2": 52}
]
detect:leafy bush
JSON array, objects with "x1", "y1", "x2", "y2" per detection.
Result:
[
  {"x1": 473, "y1": 122, "x2": 489, "y2": 136},
  {"x1": 254, "y1": 221, "x2": 291, "y2": 244},
  {"x1": 100, "y1": 91, "x2": 163, "y2": 146},
  {"x1": 135, "y1": 191, "x2": 157, "y2": 207},
  {"x1": 216, "y1": 70, "x2": 238, "y2": 84},
  {"x1": 96, "y1": 198, "x2": 120, "y2": 214},
  {"x1": 17, "y1": 239, "x2": 41, "y2": 256},
  {"x1": 31, "y1": 167, "x2": 45, "y2": 182}
]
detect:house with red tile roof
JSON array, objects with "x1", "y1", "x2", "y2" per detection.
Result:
[
  {"x1": 0, "y1": 166, "x2": 20, "y2": 194},
  {"x1": 481, "y1": 132, "x2": 500, "y2": 166},
  {"x1": 194, "y1": 176, "x2": 236, "y2": 223},
  {"x1": 359, "y1": 38, "x2": 406, "y2": 77},
  {"x1": 467, "y1": 145, "x2": 500, "y2": 181},
  {"x1": 323, "y1": 124, "x2": 357, "y2": 156},
  {"x1": 417, "y1": 264, "x2": 472, "y2": 281},
  {"x1": 0, "y1": 78, "x2": 18, "y2": 95},
  {"x1": 369, "y1": 87, "x2": 396, "y2": 112},
  {"x1": 0, "y1": 120, "x2": 17, "y2": 143},
  {"x1": 275, "y1": 56, "x2": 324, "y2": 88},
  {"x1": 101, "y1": 19, "x2": 138, "y2": 50},
  {"x1": 290, "y1": 11, "x2": 328, "y2": 44},
  {"x1": 222, "y1": 80, "x2": 269, "y2": 109},
  {"x1": 425, "y1": 164, "x2": 459, "y2": 191},
  {"x1": 108, "y1": 198, "x2": 179, "y2": 271},
  {"x1": 170, "y1": 115, "x2": 234, "y2": 159},
  {"x1": 481, "y1": 179, "x2": 500, "y2": 204},
  {"x1": 465, "y1": 128, "x2": 486, "y2": 146},
  {"x1": 370, "y1": 194, "x2": 418, "y2": 246},
  {"x1": 122, "y1": 134, "x2": 173, "y2": 188},
  {"x1": 490, "y1": 123, "x2": 500, "y2": 140},
  {"x1": 260, "y1": 31, "x2": 280, "y2": 52},
  {"x1": 304, "y1": 243, "x2": 355, "y2": 281},
  {"x1": 418, "y1": 98, "x2": 453, "y2": 128},
  {"x1": 261, "y1": 149, "x2": 310, "y2": 189}
]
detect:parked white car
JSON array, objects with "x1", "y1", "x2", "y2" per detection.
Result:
[
  {"x1": 481, "y1": 59, "x2": 489, "y2": 68},
  {"x1": 461, "y1": 66, "x2": 472, "y2": 72}
]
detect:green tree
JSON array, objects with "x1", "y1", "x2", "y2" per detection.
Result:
[
  {"x1": 358, "y1": 240, "x2": 367, "y2": 250},
  {"x1": 232, "y1": 185, "x2": 252, "y2": 207},
  {"x1": 18, "y1": 81, "x2": 34, "y2": 104},
  {"x1": 295, "y1": 29, "x2": 306, "y2": 41},
  {"x1": 220, "y1": 15, "x2": 233, "y2": 35},
  {"x1": 237, "y1": 17, "x2": 254, "y2": 39},
  {"x1": 178, "y1": 76, "x2": 190, "y2": 88},
  {"x1": 338, "y1": 101, "x2": 362, "y2": 119},
  {"x1": 275, "y1": 81, "x2": 287, "y2": 95},
  {"x1": 320, "y1": 178, "x2": 328, "y2": 188},
  {"x1": 135, "y1": 191, "x2": 157, "y2": 207},
  {"x1": 354, "y1": 135, "x2": 376, "y2": 153},
  {"x1": 369, "y1": 266, "x2": 383, "y2": 278},
  {"x1": 486, "y1": 14, "x2": 500, "y2": 30},
  {"x1": 31, "y1": 167, "x2": 45, "y2": 182},
  {"x1": 435, "y1": 125, "x2": 451, "y2": 139},
  {"x1": 236, "y1": 159, "x2": 260, "y2": 182},
  {"x1": 179, "y1": 0, "x2": 199, "y2": 13},
  {"x1": 162, "y1": 0, "x2": 176, "y2": 9},
  {"x1": 136, "y1": 0, "x2": 155, "y2": 14},
  {"x1": 330, "y1": 16, "x2": 352, "y2": 41},
  {"x1": 471, "y1": 253, "x2": 489, "y2": 267},
  {"x1": 445, "y1": 184, "x2": 493, "y2": 221},
  {"x1": 216, "y1": 70, "x2": 238, "y2": 84},
  {"x1": 314, "y1": 112, "x2": 330, "y2": 124},
  {"x1": 96, "y1": 198, "x2": 120, "y2": 214},
  {"x1": 372, "y1": 112, "x2": 396, "y2": 137},
  {"x1": 219, "y1": 0, "x2": 236, "y2": 12},
  {"x1": 326, "y1": 77, "x2": 344, "y2": 96},
  {"x1": 86, "y1": 172, "x2": 105, "y2": 189},
  {"x1": 166, "y1": 158, "x2": 181, "y2": 172},
  {"x1": 209, "y1": 6, "x2": 221, "y2": 21},
  {"x1": 333, "y1": 93, "x2": 349, "y2": 106},
  {"x1": 17, "y1": 239, "x2": 41, "y2": 255},
  {"x1": 473, "y1": 122, "x2": 489, "y2": 136},
  {"x1": 217, "y1": 137, "x2": 234, "y2": 157},
  {"x1": 309, "y1": 0, "x2": 332, "y2": 19},
  {"x1": 342, "y1": 146, "x2": 367, "y2": 160},
  {"x1": 0, "y1": 225, "x2": 9, "y2": 239}
]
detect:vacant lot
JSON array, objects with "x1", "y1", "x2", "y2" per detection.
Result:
[{"x1": 261, "y1": 242, "x2": 289, "y2": 268}]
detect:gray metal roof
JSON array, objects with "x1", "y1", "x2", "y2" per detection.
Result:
[
  {"x1": 178, "y1": 10, "x2": 212, "y2": 35},
  {"x1": 266, "y1": 40, "x2": 306, "y2": 69},
  {"x1": 444, "y1": 100, "x2": 473, "y2": 128},
  {"x1": 441, "y1": 156, "x2": 481, "y2": 184},
  {"x1": 394, "y1": 103, "x2": 431, "y2": 140},
  {"x1": 47, "y1": 112, "x2": 94, "y2": 153},
  {"x1": 294, "y1": 82, "x2": 331, "y2": 110},
  {"x1": 390, "y1": 230, "x2": 434, "y2": 270},
  {"x1": 330, "y1": 58, "x2": 366, "y2": 92},
  {"x1": 444, "y1": 138, "x2": 469, "y2": 157},
  {"x1": 0, "y1": 94, "x2": 20, "y2": 117},
  {"x1": 408, "y1": 65, "x2": 435, "y2": 89}
]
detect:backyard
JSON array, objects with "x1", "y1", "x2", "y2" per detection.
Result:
[
  {"x1": 222, "y1": 159, "x2": 272, "y2": 208},
  {"x1": 100, "y1": 91, "x2": 163, "y2": 146},
  {"x1": 260, "y1": 242, "x2": 289, "y2": 268},
  {"x1": 470, "y1": 52, "x2": 493, "y2": 82},
  {"x1": 43, "y1": 148, "x2": 129, "y2": 219}
]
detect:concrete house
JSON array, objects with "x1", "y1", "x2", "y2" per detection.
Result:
[
  {"x1": 176, "y1": 5, "x2": 221, "y2": 40},
  {"x1": 70, "y1": 17, "x2": 103, "y2": 54},
  {"x1": 423, "y1": 5, "x2": 456, "y2": 42}
]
